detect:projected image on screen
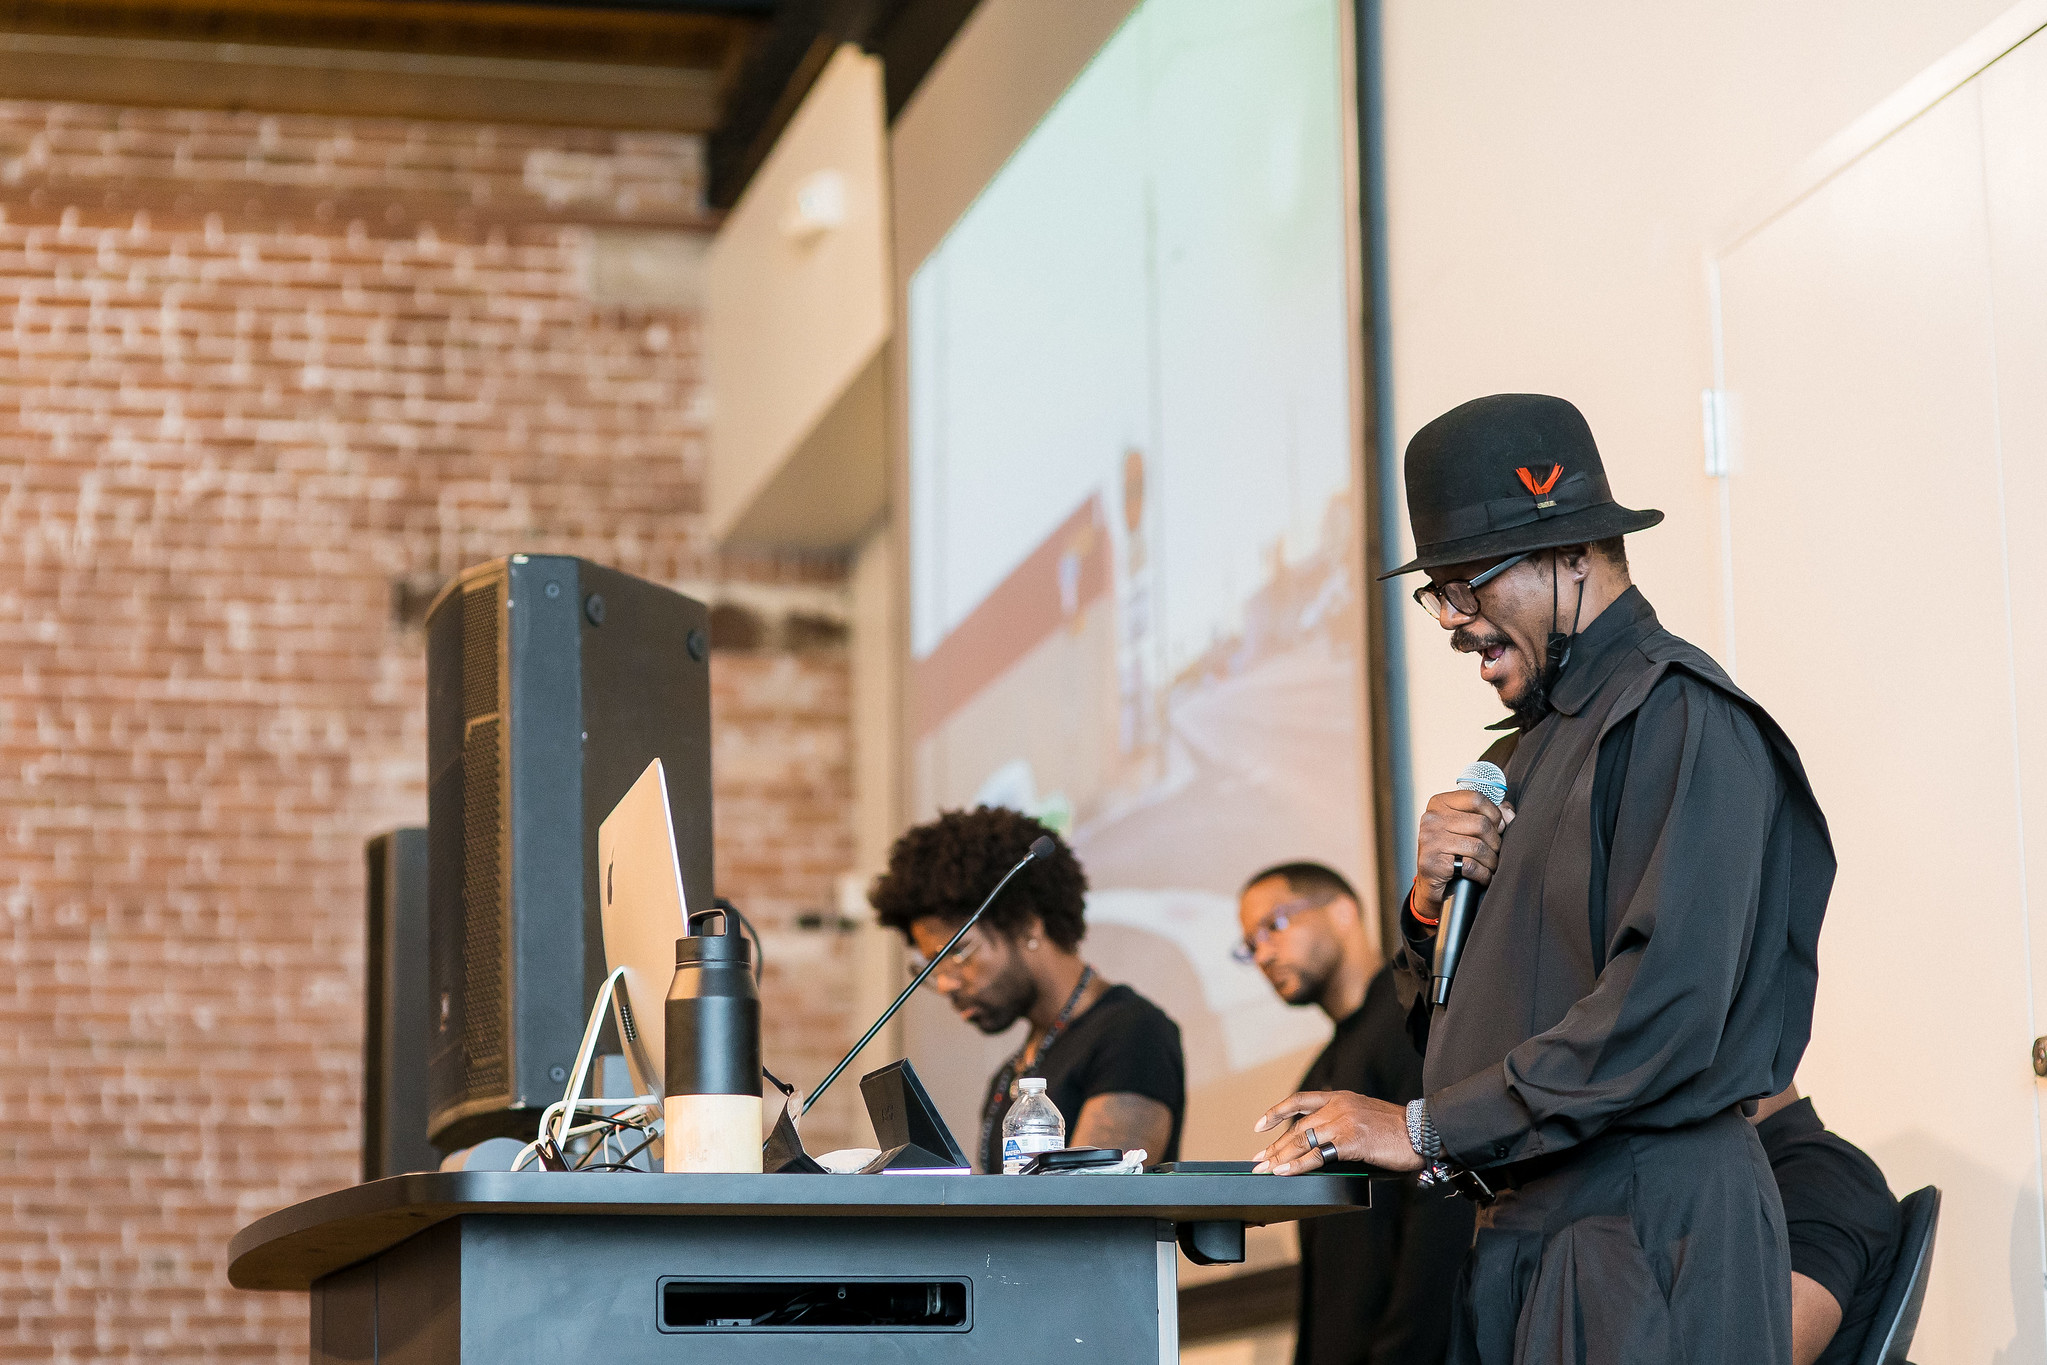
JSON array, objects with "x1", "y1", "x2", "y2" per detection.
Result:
[{"x1": 905, "y1": 0, "x2": 1366, "y2": 1159}]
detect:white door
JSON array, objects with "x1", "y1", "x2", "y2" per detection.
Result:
[{"x1": 1714, "y1": 46, "x2": 2047, "y2": 1363}]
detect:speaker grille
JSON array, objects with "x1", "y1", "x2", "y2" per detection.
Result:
[
  {"x1": 462, "y1": 585, "x2": 499, "y2": 722},
  {"x1": 459, "y1": 714, "x2": 505, "y2": 1100},
  {"x1": 425, "y1": 556, "x2": 710, "y2": 1148}
]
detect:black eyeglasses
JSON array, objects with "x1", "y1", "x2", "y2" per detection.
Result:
[
  {"x1": 1412, "y1": 551, "x2": 1531, "y2": 622},
  {"x1": 905, "y1": 934, "x2": 984, "y2": 986},
  {"x1": 1230, "y1": 898, "x2": 1321, "y2": 963}
]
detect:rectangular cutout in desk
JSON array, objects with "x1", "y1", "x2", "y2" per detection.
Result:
[{"x1": 658, "y1": 1276, "x2": 970, "y2": 1332}]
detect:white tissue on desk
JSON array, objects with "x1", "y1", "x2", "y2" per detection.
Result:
[
  {"x1": 1075, "y1": 1149, "x2": 1147, "y2": 1174},
  {"x1": 815, "y1": 1147, "x2": 883, "y2": 1174}
]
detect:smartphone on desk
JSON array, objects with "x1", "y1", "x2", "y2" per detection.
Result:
[
  {"x1": 1144, "y1": 1160, "x2": 1260, "y2": 1174},
  {"x1": 1016, "y1": 1147, "x2": 1127, "y2": 1175}
]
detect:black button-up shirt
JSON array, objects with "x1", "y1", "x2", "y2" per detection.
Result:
[{"x1": 1396, "y1": 588, "x2": 1834, "y2": 1168}]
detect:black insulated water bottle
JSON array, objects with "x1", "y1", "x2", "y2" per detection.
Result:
[{"x1": 663, "y1": 908, "x2": 763, "y2": 1172}]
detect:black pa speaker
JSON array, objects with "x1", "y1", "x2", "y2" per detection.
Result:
[
  {"x1": 423, "y1": 555, "x2": 713, "y2": 1150},
  {"x1": 363, "y1": 828, "x2": 437, "y2": 1181}
]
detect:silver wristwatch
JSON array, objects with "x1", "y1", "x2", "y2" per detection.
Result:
[{"x1": 1404, "y1": 1098, "x2": 1442, "y2": 1162}]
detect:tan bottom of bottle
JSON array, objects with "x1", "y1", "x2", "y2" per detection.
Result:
[{"x1": 663, "y1": 1093, "x2": 763, "y2": 1173}]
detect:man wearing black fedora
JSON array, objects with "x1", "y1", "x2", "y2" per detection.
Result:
[{"x1": 1252, "y1": 394, "x2": 1835, "y2": 1364}]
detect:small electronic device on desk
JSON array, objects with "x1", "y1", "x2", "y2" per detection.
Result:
[
  {"x1": 857, "y1": 1060, "x2": 971, "y2": 1174},
  {"x1": 1147, "y1": 1161, "x2": 1260, "y2": 1174},
  {"x1": 1017, "y1": 1147, "x2": 1125, "y2": 1175}
]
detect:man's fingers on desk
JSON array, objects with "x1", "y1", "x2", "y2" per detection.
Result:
[
  {"x1": 1256, "y1": 1094, "x2": 1424, "y2": 1175},
  {"x1": 1252, "y1": 1090, "x2": 1331, "y2": 1134},
  {"x1": 1252, "y1": 1102, "x2": 1340, "y2": 1174}
]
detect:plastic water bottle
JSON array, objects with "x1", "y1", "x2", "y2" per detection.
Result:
[{"x1": 1001, "y1": 1077, "x2": 1066, "y2": 1173}]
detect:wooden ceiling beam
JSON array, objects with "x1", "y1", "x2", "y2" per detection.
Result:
[
  {"x1": 0, "y1": 1, "x2": 761, "y2": 65},
  {"x1": 0, "y1": 28, "x2": 729, "y2": 130},
  {"x1": 0, "y1": 1, "x2": 767, "y2": 132}
]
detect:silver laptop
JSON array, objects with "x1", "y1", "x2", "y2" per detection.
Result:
[{"x1": 598, "y1": 757, "x2": 692, "y2": 1099}]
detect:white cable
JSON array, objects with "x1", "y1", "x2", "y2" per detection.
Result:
[
  {"x1": 506, "y1": 966, "x2": 666, "y2": 1172},
  {"x1": 554, "y1": 967, "x2": 629, "y2": 1151},
  {"x1": 510, "y1": 1119, "x2": 620, "y2": 1172}
]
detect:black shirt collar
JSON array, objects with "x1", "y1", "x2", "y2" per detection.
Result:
[
  {"x1": 1547, "y1": 585, "x2": 1660, "y2": 716},
  {"x1": 1486, "y1": 585, "x2": 1661, "y2": 730},
  {"x1": 1755, "y1": 1096, "x2": 1825, "y2": 1150}
]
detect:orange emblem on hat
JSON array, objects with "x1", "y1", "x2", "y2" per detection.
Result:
[{"x1": 1516, "y1": 464, "x2": 1563, "y2": 496}]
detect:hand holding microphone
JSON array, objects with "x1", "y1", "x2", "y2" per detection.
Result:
[
  {"x1": 1412, "y1": 762, "x2": 1512, "y2": 917},
  {"x1": 1414, "y1": 761, "x2": 1510, "y2": 1005}
]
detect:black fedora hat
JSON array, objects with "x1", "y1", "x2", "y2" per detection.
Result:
[{"x1": 1379, "y1": 393, "x2": 1663, "y2": 578}]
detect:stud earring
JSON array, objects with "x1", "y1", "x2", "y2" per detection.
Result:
[{"x1": 1027, "y1": 937, "x2": 1040, "y2": 950}]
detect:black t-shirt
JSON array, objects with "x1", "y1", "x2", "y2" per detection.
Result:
[
  {"x1": 978, "y1": 983, "x2": 1184, "y2": 1172},
  {"x1": 1756, "y1": 1098, "x2": 1901, "y2": 1365},
  {"x1": 1295, "y1": 965, "x2": 1472, "y2": 1365}
]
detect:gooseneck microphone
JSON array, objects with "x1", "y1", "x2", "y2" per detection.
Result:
[
  {"x1": 800, "y1": 834, "x2": 1057, "y2": 1116},
  {"x1": 1430, "y1": 761, "x2": 1508, "y2": 1006}
]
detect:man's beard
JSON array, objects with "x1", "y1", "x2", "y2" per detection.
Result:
[
  {"x1": 960, "y1": 963, "x2": 1038, "y2": 1034},
  {"x1": 1510, "y1": 668, "x2": 1554, "y2": 728},
  {"x1": 1269, "y1": 958, "x2": 1332, "y2": 1008},
  {"x1": 1453, "y1": 625, "x2": 1553, "y2": 727}
]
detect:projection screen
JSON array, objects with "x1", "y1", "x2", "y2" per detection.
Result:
[{"x1": 893, "y1": 0, "x2": 1374, "y2": 1174}]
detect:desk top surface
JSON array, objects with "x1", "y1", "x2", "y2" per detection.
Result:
[{"x1": 228, "y1": 1169, "x2": 1375, "y2": 1291}]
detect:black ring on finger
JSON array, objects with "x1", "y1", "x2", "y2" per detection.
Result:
[
  {"x1": 1452, "y1": 854, "x2": 1465, "y2": 879},
  {"x1": 1317, "y1": 1142, "x2": 1339, "y2": 1164}
]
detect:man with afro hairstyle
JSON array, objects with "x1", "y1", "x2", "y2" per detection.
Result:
[{"x1": 871, "y1": 806, "x2": 1184, "y2": 1172}]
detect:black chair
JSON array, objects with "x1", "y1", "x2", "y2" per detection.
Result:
[{"x1": 1854, "y1": 1185, "x2": 1940, "y2": 1365}]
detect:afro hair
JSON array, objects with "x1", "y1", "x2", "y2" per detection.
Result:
[{"x1": 869, "y1": 806, "x2": 1088, "y2": 950}]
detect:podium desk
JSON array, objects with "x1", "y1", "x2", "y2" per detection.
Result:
[{"x1": 229, "y1": 1169, "x2": 1371, "y2": 1363}]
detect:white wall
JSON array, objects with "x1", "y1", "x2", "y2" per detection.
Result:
[
  {"x1": 1380, "y1": 3, "x2": 2032, "y2": 1359},
  {"x1": 707, "y1": 45, "x2": 891, "y2": 548},
  {"x1": 1381, "y1": 0, "x2": 2009, "y2": 777}
]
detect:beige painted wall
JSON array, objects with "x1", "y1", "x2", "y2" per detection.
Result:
[
  {"x1": 1710, "y1": 44, "x2": 2046, "y2": 1356},
  {"x1": 707, "y1": 44, "x2": 891, "y2": 549},
  {"x1": 1380, "y1": 0, "x2": 2010, "y2": 783},
  {"x1": 1380, "y1": 2, "x2": 2032, "y2": 1359}
]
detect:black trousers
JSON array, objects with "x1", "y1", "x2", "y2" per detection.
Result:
[{"x1": 1448, "y1": 1108, "x2": 1791, "y2": 1365}]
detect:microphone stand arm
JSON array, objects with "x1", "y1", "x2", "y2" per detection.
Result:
[{"x1": 800, "y1": 847, "x2": 1043, "y2": 1117}]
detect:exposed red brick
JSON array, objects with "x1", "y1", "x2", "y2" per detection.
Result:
[{"x1": 0, "y1": 99, "x2": 858, "y2": 1360}]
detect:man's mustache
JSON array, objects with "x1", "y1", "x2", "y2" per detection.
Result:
[{"x1": 1452, "y1": 627, "x2": 1511, "y2": 655}]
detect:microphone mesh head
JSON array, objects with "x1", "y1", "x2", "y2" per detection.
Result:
[{"x1": 1456, "y1": 760, "x2": 1508, "y2": 808}]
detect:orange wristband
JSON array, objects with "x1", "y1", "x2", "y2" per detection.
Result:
[{"x1": 1408, "y1": 891, "x2": 1440, "y2": 929}]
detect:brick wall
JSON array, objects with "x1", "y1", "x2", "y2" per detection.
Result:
[{"x1": 0, "y1": 101, "x2": 861, "y2": 1359}]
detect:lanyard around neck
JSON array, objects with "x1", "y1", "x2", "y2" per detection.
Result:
[{"x1": 978, "y1": 965, "x2": 1097, "y2": 1164}]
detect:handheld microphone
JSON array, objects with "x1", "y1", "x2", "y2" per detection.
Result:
[
  {"x1": 1430, "y1": 761, "x2": 1508, "y2": 1007},
  {"x1": 800, "y1": 834, "x2": 1056, "y2": 1116}
]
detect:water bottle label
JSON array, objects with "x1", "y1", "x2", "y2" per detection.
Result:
[{"x1": 1002, "y1": 1132, "x2": 1062, "y2": 1174}]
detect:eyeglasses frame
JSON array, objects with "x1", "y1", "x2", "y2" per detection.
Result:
[
  {"x1": 1230, "y1": 896, "x2": 1329, "y2": 964},
  {"x1": 906, "y1": 930, "x2": 987, "y2": 986},
  {"x1": 1412, "y1": 550, "x2": 1533, "y2": 621}
]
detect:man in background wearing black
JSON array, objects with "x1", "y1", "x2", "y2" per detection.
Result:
[
  {"x1": 1239, "y1": 863, "x2": 1472, "y2": 1364},
  {"x1": 870, "y1": 806, "x2": 1184, "y2": 1171},
  {"x1": 1751, "y1": 1086, "x2": 1902, "y2": 1365}
]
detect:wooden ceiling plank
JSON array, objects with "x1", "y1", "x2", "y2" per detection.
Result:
[
  {"x1": 0, "y1": 0, "x2": 760, "y2": 67},
  {"x1": 0, "y1": 29, "x2": 727, "y2": 131}
]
